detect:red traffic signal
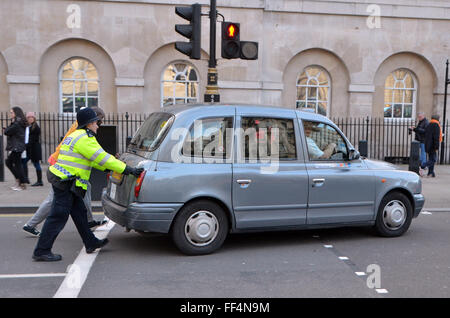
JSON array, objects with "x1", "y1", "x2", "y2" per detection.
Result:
[
  {"x1": 221, "y1": 22, "x2": 240, "y2": 59},
  {"x1": 225, "y1": 23, "x2": 239, "y2": 39}
]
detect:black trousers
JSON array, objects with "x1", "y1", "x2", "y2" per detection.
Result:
[
  {"x1": 33, "y1": 185, "x2": 99, "y2": 256},
  {"x1": 422, "y1": 151, "x2": 437, "y2": 176},
  {"x1": 22, "y1": 157, "x2": 42, "y2": 179},
  {"x1": 5, "y1": 151, "x2": 26, "y2": 183}
]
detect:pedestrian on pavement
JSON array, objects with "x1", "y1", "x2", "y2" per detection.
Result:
[
  {"x1": 4, "y1": 106, "x2": 27, "y2": 191},
  {"x1": 32, "y1": 107, "x2": 143, "y2": 261},
  {"x1": 420, "y1": 114, "x2": 442, "y2": 178},
  {"x1": 410, "y1": 112, "x2": 429, "y2": 167},
  {"x1": 23, "y1": 107, "x2": 107, "y2": 237},
  {"x1": 22, "y1": 112, "x2": 43, "y2": 187}
]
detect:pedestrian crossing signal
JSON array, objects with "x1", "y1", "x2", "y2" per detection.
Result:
[
  {"x1": 221, "y1": 22, "x2": 240, "y2": 59},
  {"x1": 221, "y1": 21, "x2": 258, "y2": 60}
]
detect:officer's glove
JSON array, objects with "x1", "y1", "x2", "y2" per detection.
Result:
[{"x1": 123, "y1": 166, "x2": 144, "y2": 177}]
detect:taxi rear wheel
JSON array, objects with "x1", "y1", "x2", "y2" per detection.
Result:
[
  {"x1": 374, "y1": 192, "x2": 413, "y2": 237},
  {"x1": 171, "y1": 200, "x2": 229, "y2": 255}
]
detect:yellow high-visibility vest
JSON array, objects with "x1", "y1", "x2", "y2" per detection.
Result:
[{"x1": 49, "y1": 129, "x2": 126, "y2": 190}]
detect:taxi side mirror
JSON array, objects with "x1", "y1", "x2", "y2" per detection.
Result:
[{"x1": 349, "y1": 148, "x2": 360, "y2": 161}]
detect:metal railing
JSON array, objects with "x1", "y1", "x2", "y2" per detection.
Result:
[
  {"x1": 1, "y1": 112, "x2": 449, "y2": 164},
  {"x1": 333, "y1": 117, "x2": 450, "y2": 164},
  {"x1": 1, "y1": 112, "x2": 149, "y2": 162}
]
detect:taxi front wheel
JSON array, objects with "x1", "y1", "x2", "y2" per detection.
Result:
[
  {"x1": 171, "y1": 200, "x2": 229, "y2": 255},
  {"x1": 374, "y1": 192, "x2": 413, "y2": 237}
]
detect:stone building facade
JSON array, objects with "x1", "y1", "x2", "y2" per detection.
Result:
[{"x1": 0, "y1": 0, "x2": 449, "y2": 120}]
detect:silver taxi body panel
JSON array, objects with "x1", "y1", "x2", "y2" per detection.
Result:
[{"x1": 102, "y1": 104, "x2": 424, "y2": 234}]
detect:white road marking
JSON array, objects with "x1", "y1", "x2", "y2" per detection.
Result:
[
  {"x1": 421, "y1": 211, "x2": 433, "y2": 215},
  {"x1": 376, "y1": 288, "x2": 389, "y2": 294},
  {"x1": 0, "y1": 273, "x2": 66, "y2": 279},
  {"x1": 53, "y1": 218, "x2": 115, "y2": 298},
  {"x1": 0, "y1": 212, "x2": 104, "y2": 218},
  {"x1": 321, "y1": 243, "x2": 389, "y2": 295}
]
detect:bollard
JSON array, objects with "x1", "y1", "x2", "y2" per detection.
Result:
[
  {"x1": 409, "y1": 140, "x2": 420, "y2": 175},
  {"x1": 358, "y1": 140, "x2": 368, "y2": 158},
  {"x1": 0, "y1": 135, "x2": 4, "y2": 182}
]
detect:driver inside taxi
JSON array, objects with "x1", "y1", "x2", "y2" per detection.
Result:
[{"x1": 304, "y1": 121, "x2": 336, "y2": 159}]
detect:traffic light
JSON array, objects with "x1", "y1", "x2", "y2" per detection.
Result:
[
  {"x1": 240, "y1": 41, "x2": 258, "y2": 60},
  {"x1": 175, "y1": 3, "x2": 201, "y2": 60},
  {"x1": 221, "y1": 22, "x2": 240, "y2": 59},
  {"x1": 221, "y1": 22, "x2": 258, "y2": 60}
]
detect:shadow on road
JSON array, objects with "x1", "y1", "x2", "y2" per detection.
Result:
[{"x1": 110, "y1": 225, "x2": 378, "y2": 256}]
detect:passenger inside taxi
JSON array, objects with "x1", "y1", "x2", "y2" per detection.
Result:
[{"x1": 303, "y1": 121, "x2": 336, "y2": 159}]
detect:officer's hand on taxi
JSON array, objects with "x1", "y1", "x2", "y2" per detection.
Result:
[{"x1": 123, "y1": 166, "x2": 144, "y2": 177}]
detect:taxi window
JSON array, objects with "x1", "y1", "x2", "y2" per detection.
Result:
[
  {"x1": 240, "y1": 117, "x2": 297, "y2": 161},
  {"x1": 182, "y1": 117, "x2": 233, "y2": 160},
  {"x1": 302, "y1": 120, "x2": 348, "y2": 161}
]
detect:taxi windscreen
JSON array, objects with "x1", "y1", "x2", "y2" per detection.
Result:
[{"x1": 128, "y1": 112, "x2": 174, "y2": 152}]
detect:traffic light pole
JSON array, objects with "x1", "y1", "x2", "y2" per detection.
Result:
[
  {"x1": 204, "y1": 0, "x2": 220, "y2": 103},
  {"x1": 440, "y1": 59, "x2": 449, "y2": 164},
  {"x1": 208, "y1": 0, "x2": 217, "y2": 69}
]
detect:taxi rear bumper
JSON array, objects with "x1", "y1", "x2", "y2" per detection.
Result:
[{"x1": 101, "y1": 189, "x2": 183, "y2": 233}]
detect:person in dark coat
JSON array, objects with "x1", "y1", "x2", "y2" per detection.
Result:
[
  {"x1": 410, "y1": 112, "x2": 429, "y2": 167},
  {"x1": 4, "y1": 106, "x2": 27, "y2": 190},
  {"x1": 420, "y1": 114, "x2": 442, "y2": 178},
  {"x1": 22, "y1": 112, "x2": 43, "y2": 186}
]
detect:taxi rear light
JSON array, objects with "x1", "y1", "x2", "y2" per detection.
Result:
[{"x1": 134, "y1": 170, "x2": 146, "y2": 198}]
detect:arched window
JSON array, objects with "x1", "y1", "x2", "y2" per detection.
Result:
[
  {"x1": 161, "y1": 62, "x2": 199, "y2": 107},
  {"x1": 384, "y1": 69, "x2": 416, "y2": 119},
  {"x1": 296, "y1": 66, "x2": 330, "y2": 116},
  {"x1": 60, "y1": 58, "x2": 99, "y2": 113}
]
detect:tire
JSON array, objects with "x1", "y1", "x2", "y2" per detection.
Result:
[
  {"x1": 171, "y1": 200, "x2": 229, "y2": 255},
  {"x1": 373, "y1": 192, "x2": 413, "y2": 237}
]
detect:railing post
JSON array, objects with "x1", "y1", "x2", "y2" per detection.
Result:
[
  {"x1": 0, "y1": 135, "x2": 4, "y2": 182},
  {"x1": 365, "y1": 116, "x2": 369, "y2": 141},
  {"x1": 125, "y1": 112, "x2": 129, "y2": 142}
]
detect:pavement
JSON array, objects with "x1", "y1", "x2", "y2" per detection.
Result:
[
  {"x1": 0, "y1": 162, "x2": 449, "y2": 213},
  {"x1": 0, "y1": 164, "x2": 102, "y2": 213}
]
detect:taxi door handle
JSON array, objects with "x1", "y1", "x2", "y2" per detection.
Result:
[
  {"x1": 237, "y1": 179, "x2": 252, "y2": 189},
  {"x1": 312, "y1": 178, "x2": 325, "y2": 187}
]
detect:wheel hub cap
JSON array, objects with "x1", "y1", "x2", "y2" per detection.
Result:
[
  {"x1": 185, "y1": 211, "x2": 219, "y2": 246},
  {"x1": 383, "y1": 200, "x2": 406, "y2": 230}
]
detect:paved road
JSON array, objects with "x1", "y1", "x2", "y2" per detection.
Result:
[{"x1": 1, "y1": 211, "x2": 450, "y2": 298}]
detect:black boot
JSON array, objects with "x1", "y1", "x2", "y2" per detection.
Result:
[{"x1": 32, "y1": 170, "x2": 43, "y2": 187}]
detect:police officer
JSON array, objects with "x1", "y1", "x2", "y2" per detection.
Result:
[{"x1": 33, "y1": 108, "x2": 143, "y2": 261}]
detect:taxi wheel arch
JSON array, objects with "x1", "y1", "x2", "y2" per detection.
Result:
[
  {"x1": 170, "y1": 199, "x2": 229, "y2": 255},
  {"x1": 374, "y1": 190, "x2": 413, "y2": 237}
]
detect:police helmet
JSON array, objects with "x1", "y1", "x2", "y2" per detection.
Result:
[{"x1": 77, "y1": 107, "x2": 99, "y2": 128}]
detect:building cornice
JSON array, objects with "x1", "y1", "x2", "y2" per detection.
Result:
[
  {"x1": 348, "y1": 84, "x2": 375, "y2": 93},
  {"x1": 219, "y1": 80, "x2": 283, "y2": 90},
  {"x1": 75, "y1": 0, "x2": 450, "y2": 20},
  {"x1": 115, "y1": 77, "x2": 145, "y2": 87},
  {"x1": 7, "y1": 75, "x2": 40, "y2": 84}
]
